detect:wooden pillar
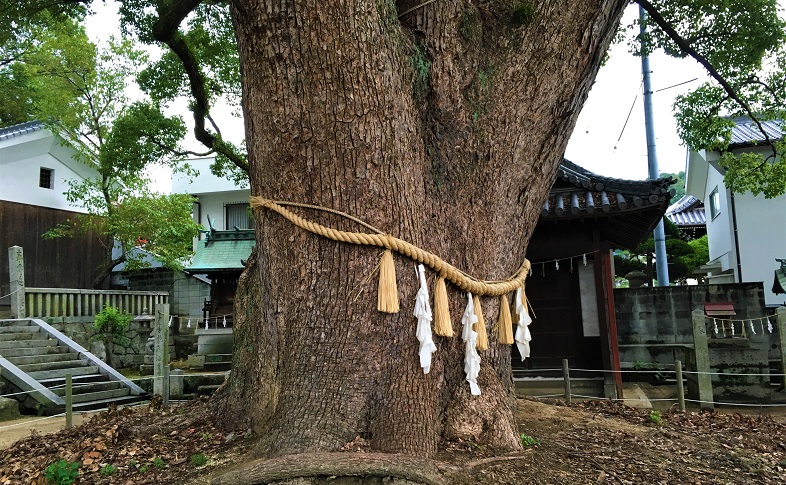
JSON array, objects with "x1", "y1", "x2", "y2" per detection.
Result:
[{"x1": 592, "y1": 235, "x2": 623, "y2": 399}]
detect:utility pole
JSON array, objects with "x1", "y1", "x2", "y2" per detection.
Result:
[{"x1": 639, "y1": 5, "x2": 669, "y2": 287}]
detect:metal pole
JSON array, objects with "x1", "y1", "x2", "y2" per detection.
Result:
[
  {"x1": 675, "y1": 360, "x2": 685, "y2": 411},
  {"x1": 562, "y1": 359, "x2": 572, "y2": 405},
  {"x1": 639, "y1": 5, "x2": 669, "y2": 287},
  {"x1": 65, "y1": 373, "x2": 73, "y2": 429}
]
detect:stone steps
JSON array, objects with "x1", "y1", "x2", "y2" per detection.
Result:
[
  {"x1": 15, "y1": 359, "x2": 89, "y2": 373},
  {"x1": 4, "y1": 353, "x2": 77, "y2": 366},
  {"x1": 0, "y1": 345, "x2": 70, "y2": 358},
  {"x1": 0, "y1": 338, "x2": 55, "y2": 349},
  {"x1": 27, "y1": 365, "x2": 100, "y2": 380},
  {"x1": 0, "y1": 318, "x2": 147, "y2": 413}
]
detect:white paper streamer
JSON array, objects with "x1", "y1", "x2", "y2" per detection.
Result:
[
  {"x1": 768, "y1": 316, "x2": 773, "y2": 334},
  {"x1": 749, "y1": 320, "x2": 756, "y2": 335},
  {"x1": 514, "y1": 287, "x2": 533, "y2": 361},
  {"x1": 461, "y1": 293, "x2": 481, "y2": 395},
  {"x1": 223, "y1": 315, "x2": 227, "y2": 328},
  {"x1": 168, "y1": 316, "x2": 173, "y2": 328},
  {"x1": 413, "y1": 264, "x2": 437, "y2": 374},
  {"x1": 187, "y1": 319, "x2": 191, "y2": 329},
  {"x1": 713, "y1": 318, "x2": 718, "y2": 335}
]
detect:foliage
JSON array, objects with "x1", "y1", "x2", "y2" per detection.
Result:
[
  {"x1": 152, "y1": 456, "x2": 165, "y2": 469},
  {"x1": 520, "y1": 434, "x2": 540, "y2": 447},
  {"x1": 614, "y1": 220, "x2": 709, "y2": 284},
  {"x1": 0, "y1": 3, "x2": 88, "y2": 126},
  {"x1": 93, "y1": 306, "x2": 132, "y2": 347},
  {"x1": 99, "y1": 464, "x2": 118, "y2": 476},
  {"x1": 190, "y1": 453, "x2": 208, "y2": 467},
  {"x1": 649, "y1": 410, "x2": 663, "y2": 426},
  {"x1": 45, "y1": 459, "x2": 79, "y2": 485},
  {"x1": 1, "y1": 19, "x2": 201, "y2": 286},
  {"x1": 635, "y1": 0, "x2": 786, "y2": 198},
  {"x1": 660, "y1": 171, "x2": 685, "y2": 204}
]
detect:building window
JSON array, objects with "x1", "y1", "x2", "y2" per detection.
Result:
[
  {"x1": 39, "y1": 167, "x2": 54, "y2": 189},
  {"x1": 709, "y1": 187, "x2": 721, "y2": 220},
  {"x1": 225, "y1": 203, "x2": 252, "y2": 229}
]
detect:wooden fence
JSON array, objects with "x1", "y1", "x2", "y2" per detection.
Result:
[{"x1": 24, "y1": 288, "x2": 169, "y2": 319}]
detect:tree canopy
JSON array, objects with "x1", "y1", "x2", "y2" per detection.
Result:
[{"x1": 0, "y1": 5, "x2": 201, "y2": 287}]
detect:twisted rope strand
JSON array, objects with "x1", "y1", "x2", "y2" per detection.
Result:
[{"x1": 250, "y1": 196, "x2": 530, "y2": 296}]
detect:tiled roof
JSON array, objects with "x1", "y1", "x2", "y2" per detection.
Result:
[
  {"x1": 0, "y1": 120, "x2": 45, "y2": 141},
  {"x1": 537, "y1": 160, "x2": 676, "y2": 250},
  {"x1": 541, "y1": 159, "x2": 675, "y2": 219},
  {"x1": 774, "y1": 259, "x2": 786, "y2": 296},
  {"x1": 665, "y1": 195, "x2": 706, "y2": 227},
  {"x1": 186, "y1": 229, "x2": 255, "y2": 273},
  {"x1": 729, "y1": 117, "x2": 783, "y2": 147}
]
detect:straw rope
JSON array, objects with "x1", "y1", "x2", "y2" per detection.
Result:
[{"x1": 250, "y1": 196, "x2": 531, "y2": 296}]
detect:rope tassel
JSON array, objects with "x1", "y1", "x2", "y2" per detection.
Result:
[
  {"x1": 377, "y1": 249, "x2": 400, "y2": 313},
  {"x1": 473, "y1": 295, "x2": 488, "y2": 351},
  {"x1": 433, "y1": 276, "x2": 453, "y2": 337},
  {"x1": 497, "y1": 294, "x2": 514, "y2": 345}
]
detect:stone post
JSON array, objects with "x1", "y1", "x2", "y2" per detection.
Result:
[
  {"x1": 170, "y1": 369, "x2": 184, "y2": 399},
  {"x1": 153, "y1": 303, "x2": 170, "y2": 404},
  {"x1": 777, "y1": 307, "x2": 786, "y2": 389},
  {"x1": 8, "y1": 246, "x2": 25, "y2": 318},
  {"x1": 691, "y1": 309, "x2": 714, "y2": 410}
]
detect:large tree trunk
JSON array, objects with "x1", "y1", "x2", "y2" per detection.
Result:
[{"x1": 215, "y1": 0, "x2": 625, "y2": 461}]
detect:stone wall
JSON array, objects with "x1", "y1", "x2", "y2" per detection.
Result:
[
  {"x1": 614, "y1": 283, "x2": 773, "y2": 366},
  {"x1": 125, "y1": 269, "x2": 210, "y2": 327}
]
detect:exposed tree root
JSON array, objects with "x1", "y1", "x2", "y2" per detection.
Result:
[{"x1": 210, "y1": 452, "x2": 458, "y2": 485}]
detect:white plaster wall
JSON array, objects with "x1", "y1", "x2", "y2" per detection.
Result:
[
  {"x1": 194, "y1": 190, "x2": 251, "y2": 231},
  {"x1": 735, "y1": 191, "x2": 786, "y2": 306},
  {"x1": 1, "y1": 151, "x2": 88, "y2": 212},
  {"x1": 704, "y1": 165, "x2": 733, "y2": 270},
  {"x1": 172, "y1": 157, "x2": 248, "y2": 195}
]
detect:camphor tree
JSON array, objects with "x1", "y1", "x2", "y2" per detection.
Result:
[
  {"x1": 19, "y1": 0, "x2": 786, "y2": 481},
  {"x1": 0, "y1": 8, "x2": 202, "y2": 288}
]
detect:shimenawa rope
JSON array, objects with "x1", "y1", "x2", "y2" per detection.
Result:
[{"x1": 250, "y1": 196, "x2": 531, "y2": 297}]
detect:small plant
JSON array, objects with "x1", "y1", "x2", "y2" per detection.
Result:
[
  {"x1": 93, "y1": 306, "x2": 132, "y2": 368},
  {"x1": 190, "y1": 453, "x2": 208, "y2": 467},
  {"x1": 520, "y1": 433, "x2": 540, "y2": 447},
  {"x1": 99, "y1": 464, "x2": 118, "y2": 476},
  {"x1": 152, "y1": 456, "x2": 165, "y2": 469},
  {"x1": 201, "y1": 432, "x2": 213, "y2": 441},
  {"x1": 649, "y1": 410, "x2": 663, "y2": 426},
  {"x1": 45, "y1": 459, "x2": 79, "y2": 485},
  {"x1": 139, "y1": 465, "x2": 149, "y2": 473}
]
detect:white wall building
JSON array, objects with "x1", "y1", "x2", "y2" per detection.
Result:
[
  {"x1": 685, "y1": 118, "x2": 786, "y2": 307},
  {"x1": 0, "y1": 121, "x2": 97, "y2": 211},
  {"x1": 171, "y1": 157, "x2": 251, "y2": 233}
]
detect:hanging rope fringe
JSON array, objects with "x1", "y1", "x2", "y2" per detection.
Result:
[
  {"x1": 250, "y1": 197, "x2": 531, "y2": 297},
  {"x1": 473, "y1": 295, "x2": 489, "y2": 351},
  {"x1": 432, "y1": 276, "x2": 453, "y2": 337},
  {"x1": 377, "y1": 249, "x2": 400, "y2": 313},
  {"x1": 497, "y1": 294, "x2": 514, "y2": 345}
]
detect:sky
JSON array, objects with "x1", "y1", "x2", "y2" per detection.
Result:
[{"x1": 85, "y1": 3, "x2": 710, "y2": 189}]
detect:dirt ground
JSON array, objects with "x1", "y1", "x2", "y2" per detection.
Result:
[{"x1": 1, "y1": 396, "x2": 786, "y2": 484}]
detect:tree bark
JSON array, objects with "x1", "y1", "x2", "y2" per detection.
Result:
[{"x1": 214, "y1": 0, "x2": 625, "y2": 461}]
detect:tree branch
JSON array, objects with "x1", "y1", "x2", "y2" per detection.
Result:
[
  {"x1": 636, "y1": 0, "x2": 777, "y2": 157},
  {"x1": 151, "y1": 0, "x2": 249, "y2": 173}
]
